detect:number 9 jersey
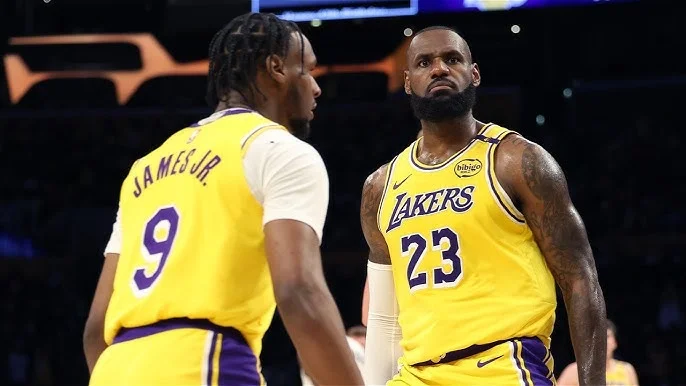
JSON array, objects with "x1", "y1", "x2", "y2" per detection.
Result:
[
  {"x1": 101, "y1": 108, "x2": 329, "y2": 369},
  {"x1": 377, "y1": 124, "x2": 557, "y2": 367}
]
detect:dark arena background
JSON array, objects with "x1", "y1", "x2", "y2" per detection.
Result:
[{"x1": 1, "y1": 0, "x2": 684, "y2": 385}]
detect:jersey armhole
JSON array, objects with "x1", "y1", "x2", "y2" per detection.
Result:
[
  {"x1": 486, "y1": 130, "x2": 527, "y2": 225},
  {"x1": 239, "y1": 123, "x2": 287, "y2": 156},
  {"x1": 376, "y1": 156, "x2": 398, "y2": 233}
]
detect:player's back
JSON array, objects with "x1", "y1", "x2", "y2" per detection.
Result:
[{"x1": 93, "y1": 108, "x2": 288, "y2": 386}]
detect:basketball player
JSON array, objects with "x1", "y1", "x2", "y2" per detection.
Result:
[
  {"x1": 361, "y1": 26, "x2": 607, "y2": 385},
  {"x1": 558, "y1": 320, "x2": 639, "y2": 386},
  {"x1": 82, "y1": 13, "x2": 363, "y2": 385}
]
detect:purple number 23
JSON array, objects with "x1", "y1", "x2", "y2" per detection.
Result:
[
  {"x1": 131, "y1": 206, "x2": 180, "y2": 297},
  {"x1": 401, "y1": 227, "x2": 463, "y2": 293}
]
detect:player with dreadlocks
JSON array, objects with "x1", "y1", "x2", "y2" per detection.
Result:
[{"x1": 84, "y1": 12, "x2": 364, "y2": 386}]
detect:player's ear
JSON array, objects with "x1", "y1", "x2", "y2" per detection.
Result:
[
  {"x1": 265, "y1": 54, "x2": 287, "y2": 84},
  {"x1": 404, "y1": 70, "x2": 411, "y2": 95},
  {"x1": 471, "y1": 63, "x2": 481, "y2": 87}
]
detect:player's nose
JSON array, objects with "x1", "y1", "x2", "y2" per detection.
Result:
[
  {"x1": 429, "y1": 58, "x2": 450, "y2": 78},
  {"x1": 312, "y1": 77, "x2": 322, "y2": 98}
]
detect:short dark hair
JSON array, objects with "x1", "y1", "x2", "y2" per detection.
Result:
[
  {"x1": 206, "y1": 12, "x2": 302, "y2": 108},
  {"x1": 410, "y1": 25, "x2": 473, "y2": 63},
  {"x1": 414, "y1": 25, "x2": 459, "y2": 37}
]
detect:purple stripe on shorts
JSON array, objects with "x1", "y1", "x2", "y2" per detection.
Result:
[
  {"x1": 113, "y1": 318, "x2": 237, "y2": 344},
  {"x1": 519, "y1": 338, "x2": 554, "y2": 386},
  {"x1": 207, "y1": 332, "x2": 218, "y2": 385},
  {"x1": 111, "y1": 318, "x2": 261, "y2": 385},
  {"x1": 218, "y1": 331, "x2": 261, "y2": 386},
  {"x1": 513, "y1": 341, "x2": 532, "y2": 386}
]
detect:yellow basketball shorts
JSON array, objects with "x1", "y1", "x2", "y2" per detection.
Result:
[
  {"x1": 89, "y1": 318, "x2": 264, "y2": 386},
  {"x1": 389, "y1": 337, "x2": 556, "y2": 386}
]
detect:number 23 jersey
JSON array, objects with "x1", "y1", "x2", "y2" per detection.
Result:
[
  {"x1": 103, "y1": 108, "x2": 329, "y2": 358},
  {"x1": 377, "y1": 124, "x2": 557, "y2": 366}
]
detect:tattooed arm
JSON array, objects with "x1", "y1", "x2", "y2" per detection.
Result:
[
  {"x1": 496, "y1": 135, "x2": 607, "y2": 386},
  {"x1": 360, "y1": 164, "x2": 403, "y2": 385},
  {"x1": 361, "y1": 164, "x2": 392, "y2": 265}
]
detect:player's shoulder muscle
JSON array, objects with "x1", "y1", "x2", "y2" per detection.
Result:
[
  {"x1": 493, "y1": 132, "x2": 566, "y2": 202},
  {"x1": 364, "y1": 163, "x2": 390, "y2": 191},
  {"x1": 244, "y1": 129, "x2": 329, "y2": 241},
  {"x1": 361, "y1": 163, "x2": 392, "y2": 264},
  {"x1": 361, "y1": 163, "x2": 390, "y2": 225},
  {"x1": 242, "y1": 129, "x2": 327, "y2": 195}
]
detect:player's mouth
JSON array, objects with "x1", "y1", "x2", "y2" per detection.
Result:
[
  {"x1": 309, "y1": 103, "x2": 317, "y2": 119},
  {"x1": 428, "y1": 80, "x2": 456, "y2": 93}
]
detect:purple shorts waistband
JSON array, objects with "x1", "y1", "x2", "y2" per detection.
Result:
[{"x1": 113, "y1": 318, "x2": 245, "y2": 345}]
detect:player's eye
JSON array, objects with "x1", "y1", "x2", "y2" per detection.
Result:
[
  {"x1": 418, "y1": 60, "x2": 429, "y2": 68},
  {"x1": 446, "y1": 57, "x2": 460, "y2": 65}
]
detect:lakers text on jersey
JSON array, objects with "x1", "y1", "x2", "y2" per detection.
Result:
[{"x1": 377, "y1": 124, "x2": 558, "y2": 385}]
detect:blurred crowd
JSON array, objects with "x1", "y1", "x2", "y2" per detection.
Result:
[{"x1": 0, "y1": 80, "x2": 684, "y2": 386}]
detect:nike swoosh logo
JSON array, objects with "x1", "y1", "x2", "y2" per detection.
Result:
[
  {"x1": 476, "y1": 355, "x2": 503, "y2": 368},
  {"x1": 393, "y1": 174, "x2": 411, "y2": 190}
]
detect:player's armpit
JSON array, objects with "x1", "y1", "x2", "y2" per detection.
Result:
[
  {"x1": 360, "y1": 164, "x2": 391, "y2": 265},
  {"x1": 84, "y1": 253, "x2": 118, "y2": 373},
  {"x1": 496, "y1": 135, "x2": 607, "y2": 386}
]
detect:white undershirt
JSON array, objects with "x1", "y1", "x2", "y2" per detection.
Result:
[{"x1": 104, "y1": 117, "x2": 329, "y2": 255}]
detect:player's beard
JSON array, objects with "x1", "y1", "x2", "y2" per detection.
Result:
[
  {"x1": 289, "y1": 119, "x2": 310, "y2": 140},
  {"x1": 410, "y1": 83, "x2": 477, "y2": 122},
  {"x1": 287, "y1": 83, "x2": 311, "y2": 140}
]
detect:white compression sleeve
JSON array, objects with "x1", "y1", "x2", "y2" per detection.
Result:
[{"x1": 364, "y1": 261, "x2": 402, "y2": 386}]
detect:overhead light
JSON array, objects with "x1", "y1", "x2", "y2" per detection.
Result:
[{"x1": 536, "y1": 115, "x2": 545, "y2": 126}]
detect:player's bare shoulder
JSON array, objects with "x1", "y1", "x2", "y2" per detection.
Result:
[
  {"x1": 492, "y1": 133, "x2": 563, "y2": 200},
  {"x1": 361, "y1": 164, "x2": 390, "y2": 216},
  {"x1": 360, "y1": 163, "x2": 392, "y2": 264}
]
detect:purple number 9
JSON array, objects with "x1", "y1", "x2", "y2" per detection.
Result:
[{"x1": 131, "y1": 206, "x2": 180, "y2": 297}]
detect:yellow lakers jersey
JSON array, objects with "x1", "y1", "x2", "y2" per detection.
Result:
[
  {"x1": 607, "y1": 360, "x2": 634, "y2": 386},
  {"x1": 104, "y1": 108, "x2": 285, "y2": 357},
  {"x1": 377, "y1": 123, "x2": 557, "y2": 365}
]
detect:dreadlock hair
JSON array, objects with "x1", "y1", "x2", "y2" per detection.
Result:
[{"x1": 206, "y1": 13, "x2": 303, "y2": 109}]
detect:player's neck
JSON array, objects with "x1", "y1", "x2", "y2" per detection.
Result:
[
  {"x1": 420, "y1": 114, "x2": 481, "y2": 155},
  {"x1": 215, "y1": 97, "x2": 252, "y2": 113},
  {"x1": 216, "y1": 96, "x2": 287, "y2": 129}
]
